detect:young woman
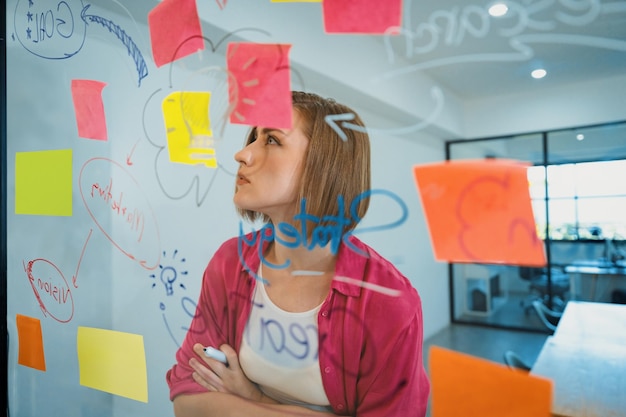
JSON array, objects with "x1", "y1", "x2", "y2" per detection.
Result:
[{"x1": 166, "y1": 91, "x2": 429, "y2": 416}]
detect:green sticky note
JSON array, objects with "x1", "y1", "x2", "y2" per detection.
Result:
[
  {"x1": 77, "y1": 327, "x2": 148, "y2": 402},
  {"x1": 15, "y1": 149, "x2": 73, "y2": 216}
]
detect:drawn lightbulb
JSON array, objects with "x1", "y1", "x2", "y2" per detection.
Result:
[{"x1": 160, "y1": 266, "x2": 177, "y2": 296}]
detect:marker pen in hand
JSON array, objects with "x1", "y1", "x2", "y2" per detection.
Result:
[{"x1": 203, "y1": 346, "x2": 229, "y2": 366}]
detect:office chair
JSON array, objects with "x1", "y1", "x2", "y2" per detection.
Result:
[
  {"x1": 518, "y1": 266, "x2": 570, "y2": 313},
  {"x1": 503, "y1": 350, "x2": 532, "y2": 372},
  {"x1": 532, "y1": 299, "x2": 563, "y2": 332}
]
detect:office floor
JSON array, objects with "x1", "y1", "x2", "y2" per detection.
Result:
[
  {"x1": 422, "y1": 322, "x2": 549, "y2": 417},
  {"x1": 423, "y1": 322, "x2": 548, "y2": 369}
]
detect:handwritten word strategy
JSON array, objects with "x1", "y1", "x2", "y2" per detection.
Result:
[{"x1": 236, "y1": 188, "x2": 408, "y2": 281}]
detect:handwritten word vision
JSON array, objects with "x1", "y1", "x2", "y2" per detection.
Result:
[{"x1": 24, "y1": 258, "x2": 74, "y2": 323}]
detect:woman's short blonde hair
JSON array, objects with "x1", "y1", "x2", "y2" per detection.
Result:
[{"x1": 236, "y1": 91, "x2": 371, "y2": 234}]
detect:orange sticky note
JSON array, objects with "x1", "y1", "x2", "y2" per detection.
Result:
[
  {"x1": 413, "y1": 159, "x2": 547, "y2": 266},
  {"x1": 16, "y1": 314, "x2": 46, "y2": 371},
  {"x1": 148, "y1": 0, "x2": 204, "y2": 67},
  {"x1": 322, "y1": 0, "x2": 402, "y2": 34},
  {"x1": 227, "y1": 42, "x2": 292, "y2": 128},
  {"x1": 429, "y1": 346, "x2": 552, "y2": 417},
  {"x1": 71, "y1": 80, "x2": 108, "y2": 141}
]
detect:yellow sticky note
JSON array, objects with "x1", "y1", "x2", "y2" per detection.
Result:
[
  {"x1": 162, "y1": 91, "x2": 217, "y2": 168},
  {"x1": 16, "y1": 314, "x2": 47, "y2": 371},
  {"x1": 15, "y1": 149, "x2": 73, "y2": 216},
  {"x1": 77, "y1": 327, "x2": 148, "y2": 402}
]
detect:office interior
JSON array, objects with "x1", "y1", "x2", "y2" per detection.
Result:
[
  {"x1": 3, "y1": 0, "x2": 626, "y2": 416},
  {"x1": 447, "y1": 123, "x2": 626, "y2": 333}
]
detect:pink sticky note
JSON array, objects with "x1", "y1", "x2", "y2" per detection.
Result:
[
  {"x1": 227, "y1": 42, "x2": 292, "y2": 128},
  {"x1": 71, "y1": 80, "x2": 108, "y2": 141},
  {"x1": 148, "y1": 0, "x2": 204, "y2": 68},
  {"x1": 323, "y1": 0, "x2": 402, "y2": 34}
]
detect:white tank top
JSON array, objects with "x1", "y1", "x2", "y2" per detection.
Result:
[{"x1": 239, "y1": 269, "x2": 332, "y2": 412}]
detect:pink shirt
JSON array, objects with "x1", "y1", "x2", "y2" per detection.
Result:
[{"x1": 166, "y1": 231, "x2": 430, "y2": 416}]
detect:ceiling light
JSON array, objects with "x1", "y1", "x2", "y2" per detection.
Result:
[
  {"x1": 531, "y1": 69, "x2": 547, "y2": 79},
  {"x1": 576, "y1": 133, "x2": 585, "y2": 141},
  {"x1": 488, "y1": 3, "x2": 509, "y2": 17}
]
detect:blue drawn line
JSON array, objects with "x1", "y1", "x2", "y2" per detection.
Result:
[
  {"x1": 162, "y1": 311, "x2": 181, "y2": 348},
  {"x1": 81, "y1": 4, "x2": 148, "y2": 86}
]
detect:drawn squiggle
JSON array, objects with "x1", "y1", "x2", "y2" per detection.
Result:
[
  {"x1": 142, "y1": 32, "x2": 306, "y2": 207},
  {"x1": 81, "y1": 5, "x2": 148, "y2": 86}
]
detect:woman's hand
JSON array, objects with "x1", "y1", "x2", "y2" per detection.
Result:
[{"x1": 189, "y1": 343, "x2": 271, "y2": 403}]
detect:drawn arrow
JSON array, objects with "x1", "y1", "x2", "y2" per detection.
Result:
[
  {"x1": 324, "y1": 113, "x2": 358, "y2": 141},
  {"x1": 126, "y1": 138, "x2": 140, "y2": 166},
  {"x1": 73, "y1": 229, "x2": 93, "y2": 288},
  {"x1": 325, "y1": 86, "x2": 445, "y2": 141},
  {"x1": 81, "y1": 5, "x2": 149, "y2": 86}
]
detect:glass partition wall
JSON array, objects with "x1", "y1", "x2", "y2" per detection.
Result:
[{"x1": 447, "y1": 121, "x2": 626, "y2": 332}]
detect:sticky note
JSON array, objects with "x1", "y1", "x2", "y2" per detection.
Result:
[
  {"x1": 429, "y1": 346, "x2": 552, "y2": 417},
  {"x1": 413, "y1": 159, "x2": 547, "y2": 266},
  {"x1": 148, "y1": 0, "x2": 204, "y2": 67},
  {"x1": 227, "y1": 42, "x2": 292, "y2": 128},
  {"x1": 77, "y1": 327, "x2": 148, "y2": 402},
  {"x1": 15, "y1": 149, "x2": 73, "y2": 216},
  {"x1": 16, "y1": 314, "x2": 46, "y2": 371},
  {"x1": 322, "y1": 0, "x2": 402, "y2": 34},
  {"x1": 162, "y1": 91, "x2": 217, "y2": 167},
  {"x1": 71, "y1": 80, "x2": 108, "y2": 141}
]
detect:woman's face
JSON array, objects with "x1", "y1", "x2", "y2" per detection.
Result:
[{"x1": 233, "y1": 110, "x2": 309, "y2": 222}]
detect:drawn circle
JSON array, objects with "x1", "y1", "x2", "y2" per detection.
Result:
[
  {"x1": 13, "y1": 0, "x2": 88, "y2": 59},
  {"x1": 79, "y1": 157, "x2": 161, "y2": 270},
  {"x1": 25, "y1": 258, "x2": 75, "y2": 323}
]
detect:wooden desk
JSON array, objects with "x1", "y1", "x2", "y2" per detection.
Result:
[{"x1": 531, "y1": 302, "x2": 626, "y2": 417}]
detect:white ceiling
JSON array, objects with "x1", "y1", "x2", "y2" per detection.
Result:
[
  {"x1": 391, "y1": 0, "x2": 626, "y2": 99},
  {"x1": 97, "y1": 0, "x2": 626, "y2": 139}
]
